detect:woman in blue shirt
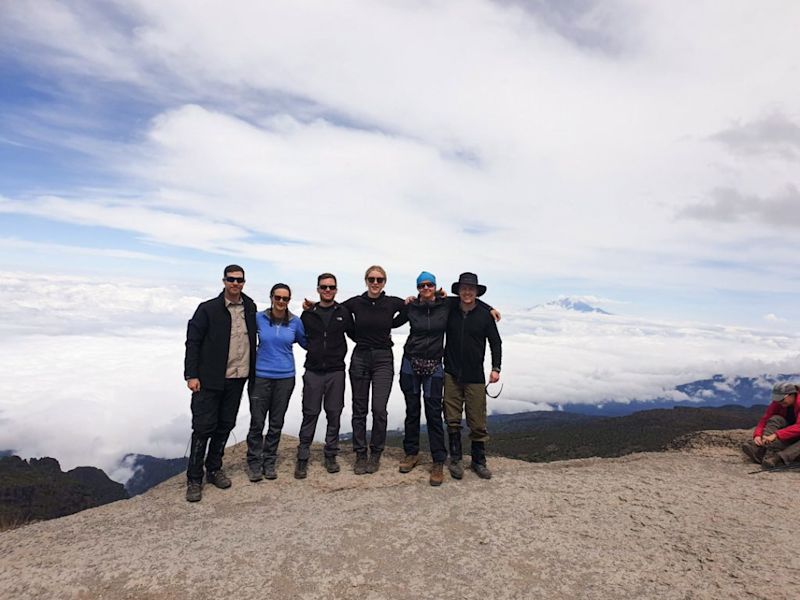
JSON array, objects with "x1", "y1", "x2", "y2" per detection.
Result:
[{"x1": 246, "y1": 283, "x2": 307, "y2": 481}]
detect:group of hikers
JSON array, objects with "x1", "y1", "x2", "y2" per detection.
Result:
[{"x1": 183, "y1": 264, "x2": 502, "y2": 502}]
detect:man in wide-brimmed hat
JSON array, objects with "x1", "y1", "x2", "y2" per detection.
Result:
[
  {"x1": 443, "y1": 272, "x2": 502, "y2": 480},
  {"x1": 742, "y1": 382, "x2": 800, "y2": 468}
]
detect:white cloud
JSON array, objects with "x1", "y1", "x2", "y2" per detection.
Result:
[
  {"x1": 764, "y1": 313, "x2": 787, "y2": 323},
  {"x1": 1, "y1": 1, "x2": 800, "y2": 308}
]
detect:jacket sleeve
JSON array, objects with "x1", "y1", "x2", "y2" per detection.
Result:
[
  {"x1": 775, "y1": 421, "x2": 800, "y2": 441},
  {"x1": 486, "y1": 314, "x2": 502, "y2": 372},
  {"x1": 184, "y1": 304, "x2": 209, "y2": 381},
  {"x1": 754, "y1": 403, "x2": 779, "y2": 438},
  {"x1": 295, "y1": 318, "x2": 308, "y2": 350},
  {"x1": 392, "y1": 301, "x2": 409, "y2": 327},
  {"x1": 342, "y1": 301, "x2": 357, "y2": 342}
]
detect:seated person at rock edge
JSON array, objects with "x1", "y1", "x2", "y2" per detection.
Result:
[{"x1": 742, "y1": 382, "x2": 800, "y2": 469}]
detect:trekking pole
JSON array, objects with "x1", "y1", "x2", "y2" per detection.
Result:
[{"x1": 748, "y1": 462, "x2": 800, "y2": 475}]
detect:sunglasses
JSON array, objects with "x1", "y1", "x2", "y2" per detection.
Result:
[
  {"x1": 225, "y1": 276, "x2": 245, "y2": 283},
  {"x1": 366, "y1": 277, "x2": 385, "y2": 284},
  {"x1": 485, "y1": 382, "x2": 503, "y2": 399},
  {"x1": 272, "y1": 295, "x2": 291, "y2": 303},
  {"x1": 318, "y1": 285, "x2": 337, "y2": 291},
  {"x1": 417, "y1": 282, "x2": 435, "y2": 289}
]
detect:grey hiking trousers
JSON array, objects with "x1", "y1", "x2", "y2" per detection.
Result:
[{"x1": 296, "y1": 370, "x2": 346, "y2": 460}]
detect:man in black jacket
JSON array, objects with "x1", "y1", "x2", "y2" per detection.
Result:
[
  {"x1": 294, "y1": 273, "x2": 354, "y2": 478},
  {"x1": 443, "y1": 272, "x2": 502, "y2": 480},
  {"x1": 183, "y1": 264, "x2": 257, "y2": 502}
]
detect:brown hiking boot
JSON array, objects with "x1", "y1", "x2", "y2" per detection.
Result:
[
  {"x1": 430, "y1": 462, "x2": 444, "y2": 486},
  {"x1": 399, "y1": 454, "x2": 420, "y2": 473},
  {"x1": 741, "y1": 441, "x2": 765, "y2": 464}
]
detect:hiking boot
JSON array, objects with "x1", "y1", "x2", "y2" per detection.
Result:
[
  {"x1": 448, "y1": 460, "x2": 464, "y2": 480},
  {"x1": 263, "y1": 463, "x2": 277, "y2": 480},
  {"x1": 206, "y1": 469, "x2": 231, "y2": 489},
  {"x1": 366, "y1": 452, "x2": 382, "y2": 474},
  {"x1": 762, "y1": 453, "x2": 784, "y2": 469},
  {"x1": 354, "y1": 452, "x2": 368, "y2": 475},
  {"x1": 741, "y1": 442, "x2": 765, "y2": 464},
  {"x1": 399, "y1": 454, "x2": 420, "y2": 473},
  {"x1": 324, "y1": 456, "x2": 340, "y2": 474},
  {"x1": 470, "y1": 461, "x2": 493, "y2": 479},
  {"x1": 430, "y1": 462, "x2": 444, "y2": 487},
  {"x1": 294, "y1": 459, "x2": 308, "y2": 479},
  {"x1": 246, "y1": 465, "x2": 263, "y2": 482},
  {"x1": 185, "y1": 481, "x2": 202, "y2": 502}
]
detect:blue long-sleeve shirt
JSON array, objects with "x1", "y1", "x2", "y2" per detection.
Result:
[{"x1": 254, "y1": 311, "x2": 307, "y2": 379}]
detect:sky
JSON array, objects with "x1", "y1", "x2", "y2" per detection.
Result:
[{"x1": 1, "y1": 1, "x2": 799, "y2": 478}]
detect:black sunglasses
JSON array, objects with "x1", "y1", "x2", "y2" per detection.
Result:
[
  {"x1": 225, "y1": 276, "x2": 245, "y2": 283},
  {"x1": 485, "y1": 382, "x2": 503, "y2": 399},
  {"x1": 272, "y1": 295, "x2": 291, "y2": 303},
  {"x1": 318, "y1": 284, "x2": 337, "y2": 291},
  {"x1": 366, "y1": 277, "x2": 386, "y2": 284},
  {"x1": 417, "y1": 282, "x2": 435, "y2": 289}
]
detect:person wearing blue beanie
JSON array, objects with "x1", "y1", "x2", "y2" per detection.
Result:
[{"x1": 394, "y1": 270, "x2": 499, "y2": 485}]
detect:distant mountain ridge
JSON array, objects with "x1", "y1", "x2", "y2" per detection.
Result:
[
  {"x1": 557, "y1": 373, "x2": 799, "y2": 416},
  {"x1": 530, "y1": 296, "x2": 612, "y2": 314},
  {"x1": 122, "y1": 453, "x2": 188, "y2": 496}
]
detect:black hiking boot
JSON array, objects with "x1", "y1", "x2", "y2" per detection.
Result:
[
  {"x1": 263, "y1": 463, "x2": 277, "y2": 480},
  {"x1": 366, "y1": 452, "x2": 382, "y2": 474},
  {"x1": 294, "y1": 459, "x2": 308, "y2": 479},
  {"x1": 470, "y1": 441, "x2": 492, "y2": 479},
  {"x1": 354, "y1": 452, "x2": 368, "y2": 475},
  {"x1": 324, "y1": 456, "x2": 340, "y2": 473},
  {"x1": 246, "y1": 464, "x2": 263, "y2": 482}
]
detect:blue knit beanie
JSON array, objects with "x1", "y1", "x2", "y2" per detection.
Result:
[{"x1": 416, "y1": 271, "x2": 436, "y2": 287}]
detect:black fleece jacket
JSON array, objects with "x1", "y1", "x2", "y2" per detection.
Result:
[
  {"x1": 301, "y1": 302, "x2": 354, "y2": 372},
  {"x1": 343, "y1": 292, "x2": 406, "y2": 351},
  {"x1": 444, "y1": 303, "x2": 502, "y2": 384}
]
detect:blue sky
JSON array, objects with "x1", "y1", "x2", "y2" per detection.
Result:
[{"x1": 1, "y1": 1, "x2": 800, "y2": 473}]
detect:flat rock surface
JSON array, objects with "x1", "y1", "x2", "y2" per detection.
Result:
[{"x1": 0, "y1": 431, "x2": 791, "y2": 600}]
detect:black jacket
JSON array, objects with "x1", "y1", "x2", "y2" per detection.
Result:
[
  {"x1": 184, "y1": 291, "x2": 258, "y2": 390},
  {"x1": 444, "y1": 304, "x2": 502, "y2": 384},
  {"x1": 397, "y1": 297, "x2": 450, "y2": 360},
  {"x1": 396, "y1": 297, "x2": 496, "y2": 361},
  {"x1": 301, "y1": 302, "x2": 354, "y2": 372},
  {"x1": 343, "y1": 292, "x2": 406, "y2": 351}
]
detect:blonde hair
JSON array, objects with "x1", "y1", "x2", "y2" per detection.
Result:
[{"x1": 364, "y1": 265, "x2": 387, "y2": 280}]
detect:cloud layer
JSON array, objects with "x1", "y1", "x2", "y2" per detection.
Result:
[{"x1": 1, "y1": 273, "x2": 797, "y2": 478}]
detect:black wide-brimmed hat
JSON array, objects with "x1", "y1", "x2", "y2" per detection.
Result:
[{"x1": 451, "y1": 272, "x2": 487, "y2": 296}]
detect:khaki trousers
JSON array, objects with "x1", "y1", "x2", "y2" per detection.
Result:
[{"x1": 443, "y1": 372, "x2": 489, "y2": 442}]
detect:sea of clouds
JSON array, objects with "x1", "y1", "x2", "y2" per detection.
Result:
[{"x1": 1, "y1": 271, "x2": 798, "y2": 481}]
